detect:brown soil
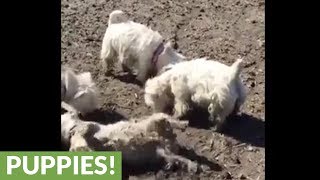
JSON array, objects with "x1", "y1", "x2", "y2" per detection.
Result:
[{"x1": 62, "y1": 0, "x2": 265, "y2": 179}]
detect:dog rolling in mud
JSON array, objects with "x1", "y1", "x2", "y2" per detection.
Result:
[
  {"x1": 61, "y1": 67, "x2": 99, "y2": 115},
  {"x1": 144, "y1": 58, "x2": 247, "y2": 131},
  {"x1": 61, "y1": 102, "x2": 210, "y2": 173},
  {"x1": 100, "y1": 10, "x2": 186, "y2": 83}
]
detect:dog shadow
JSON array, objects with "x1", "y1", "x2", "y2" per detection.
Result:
[
  {"x1": 184, "y1": 108, "x2": 265, "y2": 148},
  {"x1": 178, "y1": 147, "x2": 223, "y2": 171},
  {"x1": 122, "y1": 146, "x2": 222, "y2": 179},
  {"x1": 185, "y1": 108, "x2": 212, "y2": 129},
  {"x1": 221, "y1": 113, "x2": 265, "y2": 148},
  {"x1": 112, "y1": 72, "x2": 144, "y2": 87},
  {"x1": 80, "y1": 108, "x2": 127, "y2": 125},
  {"x1": 122, "y1": 161, "x2": 165, "y2": 180}
]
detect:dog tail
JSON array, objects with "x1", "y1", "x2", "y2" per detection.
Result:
[
  {"x1": 228, "y1": 58, "x2": 243, "y2": 84},
  {"x1": 108, "y1": 10, "x2": 128, "y2": 25}
]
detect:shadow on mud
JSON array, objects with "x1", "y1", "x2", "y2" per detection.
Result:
[
  {"x1": 80, "y1": 108, "x2": 127, "y2": 125},
  {"x1": 122, "y1": 146, "x2": 222, "y2": 179},
  {"x1": 184, "y1": 108, "x2": 265, "y2": 148}
]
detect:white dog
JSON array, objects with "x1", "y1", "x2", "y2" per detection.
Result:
[
  {"x1": 61, "y1": 67, "x2": 99, "y2": 114},
  {"x1": 100, "y1": 10, "x2": 186, "y2": 83},
  {"x1": 61, "y1": 103, "x2": 207, "y2": 173},
  {"x1": 144, "y1": 58, "x2": 247, "y2": 131}
]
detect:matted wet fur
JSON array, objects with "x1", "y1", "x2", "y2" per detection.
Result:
[{"x1": 61, "y1": 103, "x2": 208, "y2": 173}]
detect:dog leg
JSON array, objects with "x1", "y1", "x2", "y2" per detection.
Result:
[
  {"x1": 101, "y1": 41, "x2": 115, "y2": 74},
  {"x1": 173, "y1": 101, "x2": 189, "y2": 119},
  {"x1": 150, "y1": 96, "x2": 171, "y2": 113},
  {"x1": 232, "y1": 99, "x2": 241, "y2": 115},
  {"x1": 171, "y1": 77, "x2": 190, "y2": 118},
  {"x1": 136, "y1": 57, "x2": 152, "y2": 83},
  {"x1": 191, "y1": 83, "x2": 208, "y2": 106},
  {"x1": 234, "y1": 79, "x2": 247, "y2": 114},
  {"x1": 69, "y1": 134, "x2": 93, "y2": 152},
  {"x1": 69, "y1": 123, "x2": 96, "y2": 151}
]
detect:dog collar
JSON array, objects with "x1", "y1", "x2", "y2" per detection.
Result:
[{"x1": 152, "y1": 42, "x2": 164, "y2": 65}]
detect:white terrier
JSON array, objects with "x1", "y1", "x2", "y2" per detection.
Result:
[
  {"x1": 61, "y1": 67, "x2": 99, "y2": 115},
  {"x1": 61, "y1": 104, "x2": 208, "y2": 173},
  {"x1": 100, "y1": 10, "x2": 186, "y2": 83},
  {"x1": 144, "y1": 58, "x2": 247, "y2": 131}
]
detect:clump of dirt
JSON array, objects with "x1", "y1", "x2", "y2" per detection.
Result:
[{"x1": 62, "y1": 0, "x2": 265, "y2": 179}]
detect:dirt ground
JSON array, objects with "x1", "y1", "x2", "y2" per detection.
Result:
[{"x1": 61, "y1": 0, "x2": 265, "y2": 179}]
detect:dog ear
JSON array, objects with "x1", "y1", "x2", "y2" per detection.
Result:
[{"x1": 64, "y1": 70, "x2": 79, "y2": 99}]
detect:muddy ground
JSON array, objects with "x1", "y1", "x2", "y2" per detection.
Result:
[{"x1": 61, "y1": 0, "x2": 265, "y2": 179}]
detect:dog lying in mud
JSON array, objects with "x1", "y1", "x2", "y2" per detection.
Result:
[
  {"x1": 61, "y1": 67, "x2": 99, "y2": 114},
  {"x1": 61, "y1": 102, "x2": 210, "y2": 173},
  {"x1": 144, "y1": 58, "x2": 247, "y2": 131}
]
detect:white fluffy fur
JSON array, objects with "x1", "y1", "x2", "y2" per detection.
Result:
[
  {"x1": 144, "y1": 58, "x2": 247, "y2": 130},
  {"x1": 61, "y1": 67, "x2": 99, "y2": 114},
  {"x1": 61, "y1": 107, "x2": 206, "y2": 172},
  {"x1": 101, "y1": 10, "x2": 186, "y2": 83}
]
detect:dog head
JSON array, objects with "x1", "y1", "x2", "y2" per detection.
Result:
[
  {"x1": 144, "y1": 78, "x2": 160, "y2": 108},
  {"x1": 65, "y1": 71, "x2": 99, "y2": 115},
  {"x1": 144, "y1": 78, "x2": 171, "y2": 112},
  {"x1": 156, "y1": 42, "x2": 186, "y2": 72},
  {"x1": 69, "y1": 87, "x2": 99, "y2": 115}
]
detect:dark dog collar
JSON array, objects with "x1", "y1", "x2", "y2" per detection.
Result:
[
  {"x1": 149, "y1": 42, "x2": 165, "y2": 77},
  {"x1": 151, "y1": 42, "x2": 165, "y2": 66}
]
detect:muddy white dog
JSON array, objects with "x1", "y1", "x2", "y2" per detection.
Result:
[
  {"x1": 61, "y1": 67, "x2": 99, "y2": 114},
  {"x1": 61, "y1": 102, "x2": 207, "y2": 172},
  {"x1": 144, "y1": 58, "x2": 247, "y2": 131},
  {"x1": 101, "y1": 10, "x2": 186, "y2": 83}
]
